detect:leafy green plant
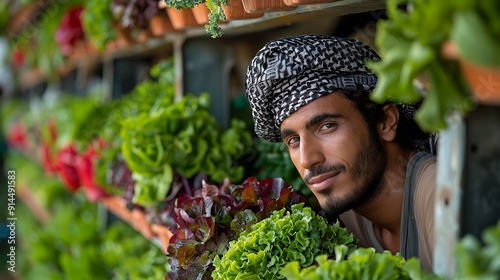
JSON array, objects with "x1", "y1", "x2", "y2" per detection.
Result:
[
  {"x1": 15, "y1": 192, "x2": 167, "y2": 280},
  {"x1": 204, "y1": 0, "x2": 229, "y2": 38},
  {"x1": 0, "y1": 2, "x2": 12, "y2": 33},
  {"x1": 92, "y1": 62, "x2": 175, "y2": 202},
  {"x1": 368, "y1": 0, "x2": 500, "y2": 132},
  {"x1": 281, "y1": 246, "x2": 440, "y2": 280},
  {"x1": 164, "y1": 0, "x2": 228, "y2": 38},
  {"x1": 14, "y1": 5, "x2": 67, "y2": 78},
  {"x1": 88, "y1": 59, "x2": 252, "y2": 206},
  {"x1": 212, "y1": 203, "x2": 358, "y2": 279},
  {"x1": 454, "y1": 222, "x2": 500, "y2": 278},
  {"x1": 120, "y1": 90, "x2": 251, "y2": 206},
  {"x1": 82, "y1": 0, "x2": 117, "y2": 50}
]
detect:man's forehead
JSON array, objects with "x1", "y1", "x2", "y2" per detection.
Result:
[{"x1": 281, "y1": 93, "x2": 352, "y2": 127}]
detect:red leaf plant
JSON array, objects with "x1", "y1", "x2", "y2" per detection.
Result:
[
  {"x1": 40, "y1": 118, "x2": 59, "y2": 175},
  {"x1": 75, "y1": 139, "x2": 109, "y2": 202},
  {"x1": 166, "y1": 177, "x2": 308, "y2": 280},
  {"x1": 55, "y1": 6, "x2": 85, "y2": 56},
  {"x1": 6, "y1": 120, "x2": 29, "y2": 151},
  {"x1": 55, "y1": 143, "x2": 81, "y2": 192}
]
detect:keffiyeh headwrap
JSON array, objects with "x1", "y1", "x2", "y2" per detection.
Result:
[{"x1": 245, "y1": 34, "x2": 409, "y2": 142}]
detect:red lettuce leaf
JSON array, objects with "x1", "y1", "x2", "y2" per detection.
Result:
[{"x1": 164, "y1": 176, "x2": 310, "y2": 280}]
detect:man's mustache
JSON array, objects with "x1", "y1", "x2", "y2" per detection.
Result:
[{"x1": 304, "y1": 164, "x2": 347, "y2": 184}]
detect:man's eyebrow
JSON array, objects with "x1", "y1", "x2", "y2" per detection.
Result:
[
  {"x1": 280, "y1": 113, "x2": 342, "y2": 141},
  {"x1": 305, "y1": 113, "x2": 342, "y2": 130},
  {"x1": 280, "y1": 128, "x2": 295, "y2": 141}
]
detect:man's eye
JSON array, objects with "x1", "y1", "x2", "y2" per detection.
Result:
[
  {"x1": 320, "y1": 123, "x2": 336, "y2": 131},
  {"x1": 286, "y1": 136, "x2": 300, "y2": 148}
]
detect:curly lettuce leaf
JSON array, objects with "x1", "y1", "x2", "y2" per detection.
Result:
[{"x1": 212, "y1": 203, "x2": 358, "y2": 279}]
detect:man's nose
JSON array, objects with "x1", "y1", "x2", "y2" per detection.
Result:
[{"x1": 299, "y1": 135, "x2": 324, "y2": 170}]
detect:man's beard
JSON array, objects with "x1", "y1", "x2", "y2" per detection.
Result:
[{"x1": 313, "y1": 126, "x2": 386, "y2": 219}]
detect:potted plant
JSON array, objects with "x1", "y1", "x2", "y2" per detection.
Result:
[
  {"x1": 111, "y1": 0, "x2": 164, "y2": 43},
  {"x1": 164, "y1": 0, "x2": 255, "y2": 38},
  {"x1": 367, "y1": 0, "x2": 500, "y2": 132},
  {"x1": 159, "y1": 2, "x2": 200, "y2": 31},
  {"x1": 220, "y1": 0, "x2": 263, "y2": 20},
  {"x1": 241, "y1": 0, "x2": 296, "y2": 13}
]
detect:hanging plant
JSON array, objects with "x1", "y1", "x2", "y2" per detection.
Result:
[{"x1": 164, "y1": 0, "x2": 228, "y2": 38}]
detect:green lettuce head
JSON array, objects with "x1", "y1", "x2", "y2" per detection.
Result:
[{"x1": 212, "y1": 203, "x2": 358, "y2": 279}]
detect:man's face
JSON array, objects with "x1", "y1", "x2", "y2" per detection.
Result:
[{"x1": 280, "y1": 93, "x2": 386, "y2": 217}]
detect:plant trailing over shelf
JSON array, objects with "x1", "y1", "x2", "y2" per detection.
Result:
[
  {"x1": 212, "y1": 202, "x2": 358, "y2": 279},
  {"x1": 166, "y1": 177, "x2": 310, "y2": 279},
  {"x1": 164, "y1": 0, "x2": 228, "y2": 38},
  {"x1": 367, "y1": 0, "x2": 500, "y2": 132}
]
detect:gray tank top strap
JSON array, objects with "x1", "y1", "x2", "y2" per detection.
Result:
[{"x1": 400, "y1": 151, "x2": 434, "y2": 260}]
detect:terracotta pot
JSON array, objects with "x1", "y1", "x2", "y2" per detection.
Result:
[
  {"x1": 136, "y1": 29, "x2": 152, "y2": 43},
  {"x1": 131, "y1": 208, "x2": 154, "y2": 239},
  {"x1": 152, "y1": 224, "x2": 174, "y2": 254},
  {"x1": 442, "y1": 41, "x2": 500, "y2": 104},
  {"x1": 102, "y1": 196, "x2": 133, "y2": 222},
  {"x1": 149, "y1": 12, "x2": 174, "y2": 37},
  {"x1": 165, "y1": 7, "x2": 200, "y2": 30},
  {"x1": 242, "y1": 0, "x2": 296, "y2": 13},
  {"x1": 158, "y1": 0, "x2": 167, "y2": 9},
  {"x1": 108, "y1": 23, "x2": 135, "y2": 50},
  {"x1": 192, "y1": 3, "x2": 211, "y2": 25},
  {"x1": 69, "y1": 39, "x2": 99, "y2": 61},
  {"x1": 102, "y1": 195, "x2": 173, "y2": 252},
  {"x1": 283, "y1": 0, "x2": 334, "y2": 6},
  {"x1": 222, "y1": 0, "x2": 263, "y2": 20},
  {"x1": 459, "y1": 60, "x2": 500, "y2": 104}
]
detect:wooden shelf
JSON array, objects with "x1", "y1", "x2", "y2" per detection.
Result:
[
  {"x1": 16, "y1": 0, "x2": 385, "y2": 91},
  {"x1": 212, "y1": 0, "x2": 386, "y2": 37},
  {"x1": 17, "y1": 184, "x2": 172, "y2": 254},
  {"x1": 102, "y1": 196, "x2": 173, "y2": 254},
  {"x1": 18, "y1": 186, "x2": 52, "y2": 224}
]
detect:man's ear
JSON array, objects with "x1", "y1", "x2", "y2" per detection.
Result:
[{"x1": 379, "y1": 104, "x2": 399, "y2": 142}]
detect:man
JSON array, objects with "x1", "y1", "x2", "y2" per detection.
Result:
[{"x1": 244, "y1": 34, "x2": 436, "y2": 272}]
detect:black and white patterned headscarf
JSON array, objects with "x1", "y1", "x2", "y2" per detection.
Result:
[{"x1": 245, "y1": 34, "x2": 415, "y2": 142}]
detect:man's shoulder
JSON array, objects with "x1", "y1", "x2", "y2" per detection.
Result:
[
  {"x1": 410, "y1": 151, "x2": 436, "y2": 180},
  {"x1": 414, "y1": 152, "x2": 436, "y2": 188}
]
